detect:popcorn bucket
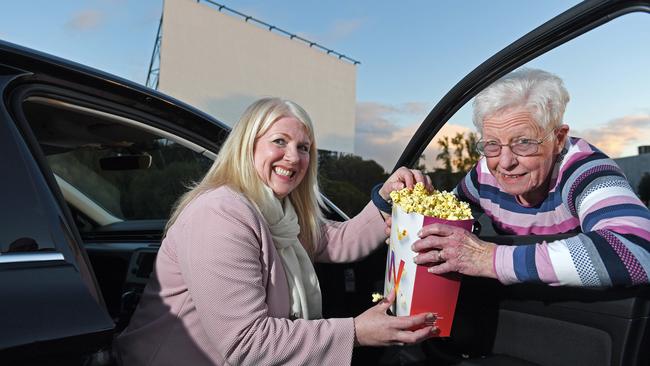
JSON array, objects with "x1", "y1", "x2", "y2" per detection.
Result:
[{"x1": 383, "y1": 205, "x2": 473, "y2": 337}]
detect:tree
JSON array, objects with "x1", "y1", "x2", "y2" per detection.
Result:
[
  {"x1": 451, "y1": 133, "x2": 465, "y2": 171},
  {"x1": 436, "y1": 132, "x2": 480, "y2": 174},
  {"x1": 415, "y1": 154, "x2": 427, "y2": 172},
  {"x1": 318, "y1": 176, "x2": 368, "y2": 217},
  {"x1": 318, "y1": 151, "x2": 388, "y2": 216},
  {"x1": 459, "y1": 132, "x2": 480, "y2": 172},
  {"x1": 436, "y1": 136, "x2": 452, "y2": 172},
  {"x1": 429, "y1": 132, "x2": 481, "y2": 191}
]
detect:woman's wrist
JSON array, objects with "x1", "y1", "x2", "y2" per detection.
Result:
[
  {"x1": 492, "y1": 245, "x2": 498, "y2": 279},
  {"x1": 493, "y1": 245, "x2": 519, "y2": 284},
  {"x1": 371, "y1": 183, "x2": 392, "y2": 214},
  {"x1": 487, "y1": 244, "x2": 498, "y2": 279},
  {"x1": 352, "y1": 317, "x2": 360, "y2": 347}
]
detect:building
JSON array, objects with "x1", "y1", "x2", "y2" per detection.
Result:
[
  {"x1": 147, "y1": 0, "x2": 358, "y2": 154},
  {"x1": 614, "y1": 146, "x2": 650, "y2": 195}
]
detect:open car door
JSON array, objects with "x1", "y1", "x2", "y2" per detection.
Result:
[
  {"x1": 0, "y1": 62, "x2": 115, "y2": 365},
  {"x1": 393, "y1": 1, "x2": 650, "y2": 365}
]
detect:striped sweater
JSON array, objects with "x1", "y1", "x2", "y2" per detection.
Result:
[{"x1": 454, "y1": 137, "x2": 650, "y2": 287}]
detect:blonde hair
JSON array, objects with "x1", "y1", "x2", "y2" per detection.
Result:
[{"x1": 166, "y1": 97, "x2": 325, "y2": 257}]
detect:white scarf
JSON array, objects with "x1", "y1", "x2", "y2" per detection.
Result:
[{"x1": 259, "y1": 187, "x2": 322, "y2": 320}]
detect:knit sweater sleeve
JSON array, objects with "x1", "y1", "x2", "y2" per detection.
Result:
[
  {"x1": 494, "y1": 153, "x2": 650, "y2": 287},
  {"x1": 453, "y1": 164, "x2": 484, "y2": 217},
  {"x1": 314, "y1": 201, "x2": 386, "y2": 263}
]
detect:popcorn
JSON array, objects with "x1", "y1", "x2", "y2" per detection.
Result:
[
  {"x1": 397, "y1": 227, "x2": 408, "y2": 240},
  {"x1": 383, "y1": 182, "x2": 473, "y2": 337},
  {"x1": 371, "y1": 292, "x2": 384, "y2": 303},
  {"x1": 389, "y1": 183, "x2": 473, "y2": 220}
]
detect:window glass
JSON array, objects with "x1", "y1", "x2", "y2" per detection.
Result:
[
  {"x1": 23, "y1": 98, "x2": 213, "y2": 229},
  {"x1": 46, "y1": 139, "x2": 212, "y2": 220},
  {"x1": 318, "y1": 149, "x2": 388, "y2": 217},
  {"x1": 421, "y1": 13, "x2": 650, "y2": 204}
]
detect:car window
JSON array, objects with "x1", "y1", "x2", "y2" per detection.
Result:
[
  {"x1": 317, "y1": 150, "x2": 388, "y2": 217},
  {"x1": 21, "y1": 96, "x2": 214, "y2": 230},
  {"x1": 420, "y1": 12, "x2": 650, "y2": 210}
]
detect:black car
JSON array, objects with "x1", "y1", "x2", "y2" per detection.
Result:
[{"x1": 1, "y1": 0, "x2": 649, "y2": 365}]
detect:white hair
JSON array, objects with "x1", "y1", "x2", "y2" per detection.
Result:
[{"x1": 472, "y1": 68, "x2": 570, "y2": 132}]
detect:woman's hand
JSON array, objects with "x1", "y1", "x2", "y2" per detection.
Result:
[
  {"x1": 411, "y1": 223, "x2": 497, "y2": 278},
  {"x1": 379, "y1": 167, "x2": 433, "y2": 201},
  {"x1": 384, "y1": 216, "x2": 392, "y2": 239},
  {"x1": 353, "y1": 289, "x2": 438, "y2": 346}
]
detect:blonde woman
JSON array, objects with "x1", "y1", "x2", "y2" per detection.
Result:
[{"x1": 117, "y1": 97, "x2": 437, "y2": 365}]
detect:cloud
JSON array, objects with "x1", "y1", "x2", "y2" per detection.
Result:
[
  {"x1": 354, "y1": 102, "x2": 418, "y2": 171},
  {"x1": 356, "y1": 109, "x2": 650, "y2": 172},
  {"x1": 355, "y1": 102, "x2": 473, "y2": 171},
  {"x1": 65, "y1": 10, "x2": 104, "y2": 31},
  {"x1": 298, "y1": 18, "x2": 364, "y2": 47},
  {"x1": 402, "y1": 102, "x2": 430, "y2": 115},
  {"x1": 572, "y1": 114, "x2": 650, "y2": 157},
  {"x1": 327, "y1": 18, "x2": 363, "y2": 42}
]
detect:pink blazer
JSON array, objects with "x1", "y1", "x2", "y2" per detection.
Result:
[{"x1": 117, "y1": 186, "x2": 386, "y2": 365}]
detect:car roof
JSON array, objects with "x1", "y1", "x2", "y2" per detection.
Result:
[{"x1": 0, "y1": 39, "x2": 230, "y2": 150}]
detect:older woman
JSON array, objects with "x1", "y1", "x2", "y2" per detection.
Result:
[
  {"x1": 117, "y1": 98, "x2": 436, "y2": 365},
  {"x1": 411, "y1": 68, "x2": 650, "y2": 287}
]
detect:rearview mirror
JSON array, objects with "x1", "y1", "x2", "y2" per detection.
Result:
[{"x1": 99, "y1": 154, "x2": 152, "y2": 170}]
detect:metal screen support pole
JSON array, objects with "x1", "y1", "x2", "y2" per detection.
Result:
[{"x1": 145, "y1": 13, "x2": 163, "y2": 89}]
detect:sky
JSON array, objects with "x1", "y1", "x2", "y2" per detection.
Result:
[{"x1": 2, "y1": 0, "x2": 649, "y2": 171}]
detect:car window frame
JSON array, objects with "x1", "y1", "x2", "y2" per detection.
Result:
[{"x1": 396, "y1": 0, "x2": 650, "y2": 172}]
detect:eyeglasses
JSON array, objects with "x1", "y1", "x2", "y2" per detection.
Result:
[{"x1": 475, "y1": 130, "x2": 556, "y2": 157}]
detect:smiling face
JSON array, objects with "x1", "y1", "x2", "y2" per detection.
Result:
[
  {"x1": 482, "y1": 107, "x2": 568, "y2": 206},
  {"x1": 253, "y1": 116, "x2": 311, "y2": 199}
]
